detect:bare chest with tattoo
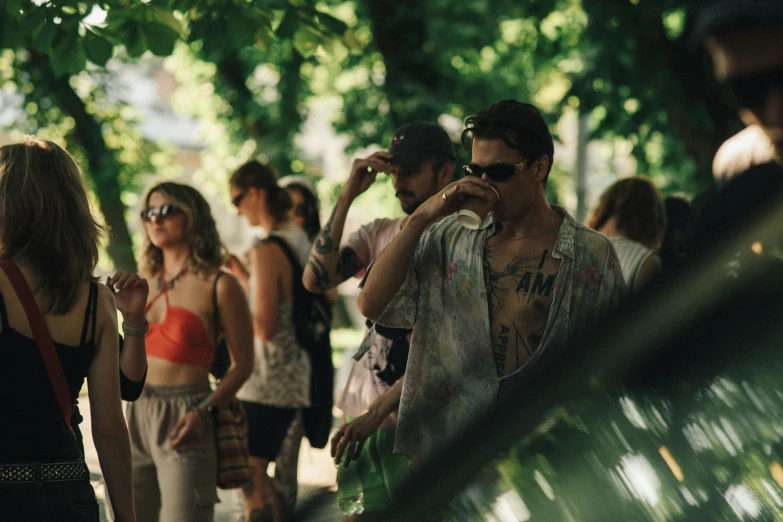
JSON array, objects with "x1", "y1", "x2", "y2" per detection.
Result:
[{"x1": 483, "y1": 236, "x2": 561, "y2": 377}]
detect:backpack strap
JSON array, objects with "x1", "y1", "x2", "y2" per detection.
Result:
[
  {"x1": 0, "y1": 259, "x2": 74, "y2": 436},
  {"x1": 264, "y1": 235, "x2": 303, "y2": 276},
  {"x1": 212, "y1": 271, "x2": 225, "y2": 346}
]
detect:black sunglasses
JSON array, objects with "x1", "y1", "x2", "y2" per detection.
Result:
[
  {"x1": 141, "y1": 204, "x2": 182, "y2": 222},
  {"x1": 720, "y1": 66, "x2": 783, "y2": 110},
  {"x1": 232, "y1": 192, "x2": 247, "y2": 208},
  {"x1": 462, "y1": 159, "x2": 533, "y2": 182}
]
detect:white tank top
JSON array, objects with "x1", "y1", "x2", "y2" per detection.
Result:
[
  {"x1": 611, "y1": 237, "x2": 659, "y2": 290},
  {"x1": 236, "y1": 222, "x2": 313, "y2": 408}
]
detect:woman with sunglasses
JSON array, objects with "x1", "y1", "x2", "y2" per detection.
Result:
[
  {"x1": 587, "y1": 176, "x2": 666, "y2": 294},
  {"x1": 123, "y1": 182, "x2": 254, "y2": 522},
  {"x1": 229, "y1": 162, "x2": 313, "y2": 522},
  {"x1": 0, "y1": 138, "x2": 135, "y2": 521}
]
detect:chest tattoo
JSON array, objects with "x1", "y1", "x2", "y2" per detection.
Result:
[{"x1": 484, "y1": 241, "x2": 558, "y2": 376}]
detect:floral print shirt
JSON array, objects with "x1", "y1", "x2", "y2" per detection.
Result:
[{"x1": 357, "y1": 206, "x2": 627, "y2": 468}]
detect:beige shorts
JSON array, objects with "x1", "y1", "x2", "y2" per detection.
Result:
[{"x1": 110, "y1": 382, "x2": 218, "y2": 522}]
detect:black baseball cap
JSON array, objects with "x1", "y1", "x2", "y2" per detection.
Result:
[
  {"x1": 692, "y1": 0, "x2": 783, "y2": 46},
  {"x1": 388, "y1": 122, "x2": 456, "y2": 167}
]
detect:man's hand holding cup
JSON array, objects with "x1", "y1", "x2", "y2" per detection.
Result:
[{"x1": 412, "y1": 176, "x2": 499, "y2": 226}]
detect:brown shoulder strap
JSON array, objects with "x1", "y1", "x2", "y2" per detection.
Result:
[{"x1": 0, "y1": 259, "x2": 74, "y2": 435}]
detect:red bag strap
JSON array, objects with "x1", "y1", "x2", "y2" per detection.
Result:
[{"x1": 0, "y1": 259, "x2": 74, "y2": 435}]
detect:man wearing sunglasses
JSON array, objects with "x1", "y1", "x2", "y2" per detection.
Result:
[
  {"x1": 302, "y1": 121, "x2": 455, "y2": 518},
  {"x1": 696, "y1": 0, "x2": 783, "y2": 180},
  {"x1": 358, "y1": 100, "x2": 626, "y2": 470}
]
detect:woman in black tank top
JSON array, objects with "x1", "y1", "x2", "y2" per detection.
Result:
[{"x1": 0, "y1": 138, "x2": 138, "y2": 522}]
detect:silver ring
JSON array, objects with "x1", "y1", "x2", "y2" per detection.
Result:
[{"x1": 442, "y1": 193, "x2": 448, "y2": 200}]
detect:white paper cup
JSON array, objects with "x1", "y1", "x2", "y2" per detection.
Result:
[{"x1": 457, "y1": 186, "x2": 500, "y2": 229}]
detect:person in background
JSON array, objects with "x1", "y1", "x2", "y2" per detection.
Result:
[
  {"x1": 302, "y1": 122, "x2": 455, "y2": 520},
  {"x1": 230, "y1": 162, "x2": 313, "y2": 522},
  {"x1": 0, "y1": 137, "x2": 135, "y2": 522},
  {"x1": 695, "y1": 0, "x2": 783, "y2": 177},
  {"x1": 277, "y1": 174, "x2": 335, "y2": 521},
  {"x1": 280, "y1": 175, "x2": 321, "y2": 240},
  {"x1": 588, "y1": 177, "x2": 666, "y2": 294},
  {"x1": 659, "y1": 196, "x2": 693, "y2": 274},
  {"x1": 123, "y1": 182, "x2": 254, "y2": 522}
]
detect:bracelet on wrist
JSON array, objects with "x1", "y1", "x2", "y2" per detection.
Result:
[
  {"x1": 189, "y1": 405, "x2": 211, "y2": 424},
  {"x1": 122, "y1": 319, "x2": 149, "y2": 337}
]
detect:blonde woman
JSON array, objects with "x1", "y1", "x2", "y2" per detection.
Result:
[
  {"x1": 0, "y1": 138, "x2": 135, "y2": 522},
  {"x1": 588, "y1": 176, "x2": 666, "y2": 293},
  {"x1": 124, "y1": 182, "x2": 254, "y2": 522}
]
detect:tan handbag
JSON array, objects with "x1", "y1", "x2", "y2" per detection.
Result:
[
  {"x1": 212, "y1": 272, "x2": 250, "y2": 489},
  {"x1": 214, "y1": 400, "x2": 250, "y2": 489}
]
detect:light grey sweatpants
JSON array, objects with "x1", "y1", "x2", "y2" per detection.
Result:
[{"x1": 110, "y1": 382, "x2": 219, "y2": 522}]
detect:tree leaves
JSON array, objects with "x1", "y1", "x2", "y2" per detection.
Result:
[
  {"x1": 143, "y1": 22, "x2": 178, "y2": 56},
  {"x1": 293, "y1": 26, "x2": 321, "y2": 58},
  {"x1": 49, "y1": 31, "x2": 86, "y2": 78},
  {"x1": 33, "y1": 20, "x2": 59, "y2": 53},
  {"x1": 84, "y1": 30, "x2": 113, "y2": 66}
]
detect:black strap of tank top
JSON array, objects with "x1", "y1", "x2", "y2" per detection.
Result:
[
  {"x1": 78, "y1": 282, "x2": 97, "y2": 346},
  {"x1": 0, "y1": 287, "x2": 7, "y2": 331}
]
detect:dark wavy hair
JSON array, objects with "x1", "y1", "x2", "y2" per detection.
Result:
[
  {"x1": 461, "y1": 99, "x2": 555, "y2": 185},
  {"x1": 285, "y1": 184, "x2": 321, "y2": 241},
  {"x1": 230, "y1": 161, "x2": 292, "y2": 222},
  {"x1": 140, "y1": 182, "x2": 226, "y2": 278},
  {"x1": 588, "y1": 176, "x2": 667, "y2": 250},
  {"x1": 0, "y1": 137, "x2": 104, "y2": 314}
]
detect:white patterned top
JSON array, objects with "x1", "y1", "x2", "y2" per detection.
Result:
[{"x1": 236, "y1": 222, "x2": 312, "y2": 408}]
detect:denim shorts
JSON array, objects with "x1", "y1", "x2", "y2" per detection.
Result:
[{"x1": 0, "y1": 478, "x2": 98, "y2": 522}]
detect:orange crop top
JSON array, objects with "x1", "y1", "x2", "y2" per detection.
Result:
[{"x1": 144, "y1": 288, "x2": 214, "y2": 368}]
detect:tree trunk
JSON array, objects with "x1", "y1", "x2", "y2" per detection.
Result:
[
  {"x1": 575, "y1": 114, "x2": 590, "y2": 222},
  {"x1": 618, "y1": 4, "x2": 741, "y2": 184},
  {"x1": 31, "y1": 54, "x2": 137, "y2": 271},
  {"x1": 364, "y1": 0, "x2": 444, "y2": 128},
  {"x1": 215, "y1": 46, "x2": 304, "y2": 176}
]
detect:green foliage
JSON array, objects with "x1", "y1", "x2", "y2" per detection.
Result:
[
  {"x1": 0, "y1": 0, "x2": 349, "y2": 268},
  {"x1": 0, "y1": 0, "x2": 742, "y2": 268},
  {"x1": 323, "y1": 0, "x2": 739, "y2": 200}
]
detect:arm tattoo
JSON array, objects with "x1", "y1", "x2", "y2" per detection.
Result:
[
  {"x1": 337, "y1": 247, "x2": 365, "y2": 281},
  {"x1": 314, "y1": 205, "x2": 338, "y2": 255},
  {"x1": 307, "y1": 256, "x2": 330, "y2": 292}
]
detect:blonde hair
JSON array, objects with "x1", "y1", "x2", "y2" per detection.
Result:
[
  {"x1": 588, "y1": 176, "x2": 667, "y2": 250},
  {"x1": 0, "y1": 137, "x2": 104, "y2": 314},
  {"x1": 140, "y1": 182, "x2": 226, "y2": 278}
]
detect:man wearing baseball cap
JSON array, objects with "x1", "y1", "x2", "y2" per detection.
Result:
[
  {"x1": 694, "y1": 0, "x2": 783, "y2": 179},
  {"x1": 302, "y1": 121, "x2": 455, "y2": 519}
]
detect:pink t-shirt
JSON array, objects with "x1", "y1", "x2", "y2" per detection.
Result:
[{"x1": 337, "y1": 217, "x2": 404, "y2": 431}]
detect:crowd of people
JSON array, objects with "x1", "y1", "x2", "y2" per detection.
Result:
[{"x1": 0, "y1": 0, "x2": 781, "y2": 521}]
